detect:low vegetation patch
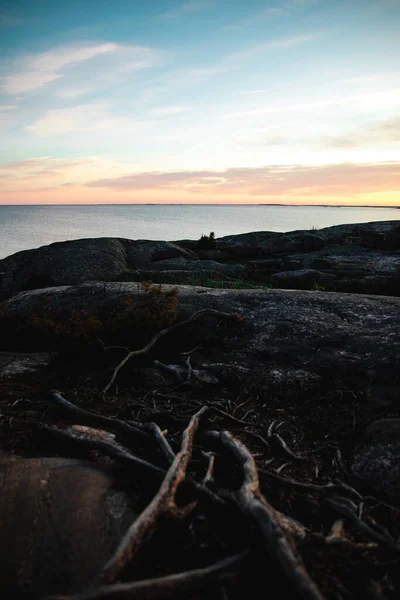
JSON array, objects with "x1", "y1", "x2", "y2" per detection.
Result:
[{"x1": 0, "y1": 281, "x2": 179, "y2": 354}]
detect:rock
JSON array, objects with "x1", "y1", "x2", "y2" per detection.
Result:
[
  {"x1": 271, "y1": 269, "x2": 336, "y2": 290},
  {"x1": 352, "y1": 419, "x2": 400, "y2": 497},
  {"x1": 0, "y1": 456, "x2": 136, "y2": 598},
  {"x1": 1, "y1": 221, "x2": 400, "y2": 299},
  {"x1": 387, "y1": 224, "x2": 400, "y2": 250},
  {"x1": 0, "y1": 238, "x2": 243, "y2": 298},
  {"x1": 366, "y1": 386, "x2": 400, "y2": 407},
  {"x1": 0, "y1": 352, "x2": 50, "y2": 378},
  {"x1": 1, "y1": 283, "x2": 399, "y2": 401}
]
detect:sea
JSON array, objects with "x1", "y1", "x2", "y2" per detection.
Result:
[{"x1": 1, "y1": 204, "x2": 399, "y2": 260}]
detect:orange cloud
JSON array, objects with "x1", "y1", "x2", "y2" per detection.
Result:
[
  {"x1": 86, "y1": 161, "x2": 400, "y2": 197},
  {"x1": 1, "y1": 160, "x2": 399, "y2": 206}
]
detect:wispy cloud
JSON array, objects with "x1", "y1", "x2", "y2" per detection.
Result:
[
  {"x1": 223, "y1": 89, "x2": 400, "y2": 119},
  {"x1": 266, "y1": 33, "x2": 321, "y2": 49},
  {"x1": 86, "y1": 161, "x2": 400, "y2": 197},
  {"x1": 151, "y1": 105, "x2": 192, "y2": 116},
  {"x1": 326, "y1": 115, "x2": 400, "y2": 148},
  {"x1": 225, "y1": 32, "x2": 323, "y2": 65},
  {"x1": 225, "y1": 0, "x2": 319, "y2": 31},
  {"x1": 1, "y1": 42, "x2": 161, "y2": 95},
  {"x1": 161, "y1": 0, "x2": 212, "y2": 18},
  {"x1": 25, "y1": 104, "x2": 148, "y2": 137},
  {"x1": 0, "y1": 104, "x2": 17, "y2": 111},
  {"x1": 54, "y1": 87, "x2": 94, "y2": 99},
  {"x1": 0, "y1": 156, "x2": 132, "y2": 191},
  {"x1": 234, "y1": 89, "x2": 266, "y2": 96}
]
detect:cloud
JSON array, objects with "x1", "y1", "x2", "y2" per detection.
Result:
[
  {"x1": 85, "y1": 161, "x2": 400, "y2": 197},
  {"x1": 263, "y1": 7, "x2": 287, "y2": 16},
  {"x1": 182, "y1": 0, "x2": 212, "y2": 10},
  {"x1": 0, "y1": 105, "x2": 17, "y2": 111},
  {"x1": 161, "y1": 0, "x2": 212, "y2": 18},
  {"x1": 234, "y1": 89, "x2": 265, "y2": 96},
  {"x1": 225, "y1": 32, "x2": 322, "y2": 65},
  {"x1": 1, "y1": 42, "x2": 161, "y2": 95},
  {"x1": 265, "y1": 33, "x2": 321, "y2": 49},
  {"x1": 327, "y1": 116, "x2": 400, "y2": 148},
  {"x1": 25, "y1": 104, "x2": 148, "y2": 137},
  {"x1": 151, "y1": 105, "x2": 192, "y2": 116},
  {"x1": 54, "y1": 88, "x2": 93, "y2": 99},
  {"x1": 0, "y1": 156, "x2": 132, "y2": 191},
  {"x1": 223, "y1": 89, "x2": 400, "y2": 119}
]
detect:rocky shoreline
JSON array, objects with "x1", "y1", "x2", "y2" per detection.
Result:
[
  {"x1": 0, "y1": 219, "x2": 399, "y2": 299},
  {"x1": 0, "y1": 220, "x2": 400, "y2": 599}
]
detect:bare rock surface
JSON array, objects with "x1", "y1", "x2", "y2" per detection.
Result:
[
  {"x1": 0, "y1": 456, "x2": 136, "y2": 599},
  {"x1": 1, "y1": 220, "x2": 399, "y2": 298}
]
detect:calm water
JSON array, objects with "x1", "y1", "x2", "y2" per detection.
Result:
[{"x1": 1, "y1": 204, "x2": 399, "y2": 260}]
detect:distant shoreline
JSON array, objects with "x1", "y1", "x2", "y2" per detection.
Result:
[{"x1": 1, "y1": 204, "x2": 399, "y2": 208}]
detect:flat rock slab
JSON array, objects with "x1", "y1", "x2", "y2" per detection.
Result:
[
  {"x1": 1, "y1": 284, "x2": 400, "y2": 401},
  {"x1": 0, "y1": 352, "x2": 50, "y2": 378}
]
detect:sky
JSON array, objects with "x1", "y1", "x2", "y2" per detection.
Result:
[{"x1": 0, "y1": 0, "x2": 399, "y2": 206}]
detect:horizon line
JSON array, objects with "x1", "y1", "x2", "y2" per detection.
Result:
[{"x1": 0, "y1": 203, "x2": 399, "y2": 208}]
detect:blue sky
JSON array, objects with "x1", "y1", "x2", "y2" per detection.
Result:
[{"x1": 0, "y1": 0, "x2": 399, "y2": 204}]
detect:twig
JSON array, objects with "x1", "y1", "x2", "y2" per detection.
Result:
[
  {"x1": 203, "y1": 453, "x2": 215, "y2": 484},
  {"x1": 102, "y1": 309, "x2": 243, "y2": 394},
  {"x1": 259, "y1": 470, "x2": 363, "y2": 499}
]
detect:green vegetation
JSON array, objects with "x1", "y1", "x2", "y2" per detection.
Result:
[
  {"x1": 311, "y1": 281, "x2": 327, "y2": 291},
  {"x1": 185, "y1": 270, "x2": 273, "y2": 290}
]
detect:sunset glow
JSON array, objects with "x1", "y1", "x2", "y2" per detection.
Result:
[{"x1": 1, "y1": 0, "x2": 399, "y2": 206}]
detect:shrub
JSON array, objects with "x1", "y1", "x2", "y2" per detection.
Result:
[
  {"x1": 197, "y1": 231, "x2": 216, "y2": 250},
  {"x1": 0, "y1": 281, "x2": 179, "y2": 354},
  {"x1": 311, "y1": 281, "x2": 327, "y2": 291}
]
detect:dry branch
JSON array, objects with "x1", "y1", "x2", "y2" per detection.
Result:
[{"x1": 102, "y1": 309, "x2": 243, "y2": 394}]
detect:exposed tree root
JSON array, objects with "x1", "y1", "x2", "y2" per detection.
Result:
[
  {"x1": 44, "y1": 550, "x2": 248, "y2": 600},
  {"x1": 324, "y1": 497, "x2": 400, "y2": 553},
  {"x1": 38, "y1": 422, "x2": 166, "y2": 479},
  {"x1": 205, "y1": 430, "x2": 326, "y2": 600},
  {"x1": 102, "y1": 309, "x2": 243, "y2": 394},
  {"x1": 26, "y1": 382, "x2": 400, "y2": 600},
  {"x1": 51, "y1": 390, "x2": 175, "y2": 465}
]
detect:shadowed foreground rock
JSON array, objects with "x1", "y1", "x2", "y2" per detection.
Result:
[
  {"x1": 1, "y1": 283, "x2": 399, "y2": 402},
  {"x1": 1, "y1": 281, "x2": 400, "y2": 598},
  {"x1": 0, "y1": 456, "x2": 136, "y2": 599}
]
